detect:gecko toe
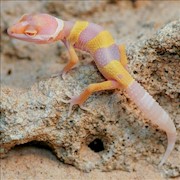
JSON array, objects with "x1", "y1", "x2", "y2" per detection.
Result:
[
  {"x1": 51, "y1": 70, "x2": 68, "y2": 80},
  {"x1": 61, "y1": 95, "x2": 80, "y2": 117},
  {"x1": 62, "y1": 71, "x2": 68, "y2": 80}
]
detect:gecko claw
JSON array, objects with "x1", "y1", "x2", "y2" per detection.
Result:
[
  {"x1": 59, "y1": 98, "x2": 73, "y2": 117},
  {"x1": 60, "y1": 95, "x2": 80, "y2": 117},
  {"x1": 67, "y1": 103, "x2": 73, "y2": 117},
  {"x1": 51, "y1": 70, "x2": 68, "y2": 80},
  {"x1": 79, "y1": 105, "x2": 94, "y2": 115},
  {"x1": 60, "y1": 94, "x2": 92, "y2": 117},
  {"x1": 60, "y1": 98, "x2": 74, "y2": 117},
  {"x1": 62, "y1": 71, "x2": 67, "y2": 80}
]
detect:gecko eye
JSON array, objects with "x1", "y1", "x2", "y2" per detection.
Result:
[{"x1": 25, "y1": 30, "x2": 37, "y2": 37}]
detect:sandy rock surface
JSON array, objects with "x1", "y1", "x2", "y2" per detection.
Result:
[{"x1": 1, "y1": 0, "x2": 180, "y2": 179}]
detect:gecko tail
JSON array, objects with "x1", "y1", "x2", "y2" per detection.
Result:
[
  {"x1": 158, "y1": 132, "x2": 176, "y2": 167},
  {"x1": 126, "y1": 80, "x2": 176, "y2": 166}
]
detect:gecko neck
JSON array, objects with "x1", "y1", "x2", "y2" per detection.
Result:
[{"x1": 55, "y1": 20, "x2": 74, "y2": 41}]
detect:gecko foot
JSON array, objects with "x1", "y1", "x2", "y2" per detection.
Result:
[
  {"x1": 61, "y1": 94, "x2": 92, "y2": 117},
  {"x1": 51, "y1": 70, "x2": 67, "y2": 80}
]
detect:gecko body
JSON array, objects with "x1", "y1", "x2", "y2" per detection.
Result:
[{"x1": 8, "y1": 13, "x2": 176, "y2": 167}]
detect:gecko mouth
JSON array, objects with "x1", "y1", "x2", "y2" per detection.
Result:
[
  {"x1": 7, "y1": 28, "x2": 26, "y2": 39},
  {"x1": 8, "y1": 31, "x2": 34, "y2": 42},
  {"x1": 7, "y1": 29, "x2": 52, "y2": 43}
]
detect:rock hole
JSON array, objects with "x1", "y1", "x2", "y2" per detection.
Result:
[
  {"x1": 133, "y1": 70, "x2": 138, "y2": 74},
  {"x1": 13, "y1": 140, "x2": 52, "y2": 152},
  {"x1": 88, "y1": 138, "x2": 104, "y2": 152}
]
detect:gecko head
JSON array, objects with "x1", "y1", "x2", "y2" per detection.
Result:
[{"x1": 7, "y1": 13, "x2": 64, "y2": 44}]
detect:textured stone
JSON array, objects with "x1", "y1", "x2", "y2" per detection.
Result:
[{"x1": 0, "y1": 20, "x2": 180, "y2": 178}]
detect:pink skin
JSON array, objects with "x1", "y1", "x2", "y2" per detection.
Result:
[
  {"x1": 126, "y1": 81, "x2": 176, "y2": 167},
  {"x1": 93, "y1": 44, "x2": 120, "y2": 66}
]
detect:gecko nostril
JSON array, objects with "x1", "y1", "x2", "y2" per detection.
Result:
[{"x1": 7, "y1": 28, "x2": 14, "y2": 35}]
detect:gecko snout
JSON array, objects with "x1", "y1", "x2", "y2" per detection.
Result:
[{"x1": 7, "y1": 27, "x2": 15, "y2": 36}]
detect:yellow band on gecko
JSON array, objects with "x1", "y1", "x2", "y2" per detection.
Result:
[
  {"x1": 101, "y1": 60, "x2": 134, "y2": 88},
  {"x1": 68, "y1": 21, "x2": 89, "y2": 44},
  {"x1": 86, "y1": 31, "x2": 114, "y2": 53}
]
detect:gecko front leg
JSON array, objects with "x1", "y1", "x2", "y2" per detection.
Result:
[
  {"x1": 52, "y1": 40, "x2": 79, "y2": 79},
  {"x1": 61, "y1": 40, "x2": 79, "y2": 79}
]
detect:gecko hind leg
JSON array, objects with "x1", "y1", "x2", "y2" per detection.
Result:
[
  {"x1": 119, "y1": 44, "x2": 128, "y2": 70},
  {"x1": 61, "y1": 80, "x2": 120, "y2": 117}
]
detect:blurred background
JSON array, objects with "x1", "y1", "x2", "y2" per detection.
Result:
[{"x1": 1, "y1": 1, "x2": 180, "y2": 179}]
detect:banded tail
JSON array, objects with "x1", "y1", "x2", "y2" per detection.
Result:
[{"x1": 126, "y1": 81, "x2": 176, "y2": 167}]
